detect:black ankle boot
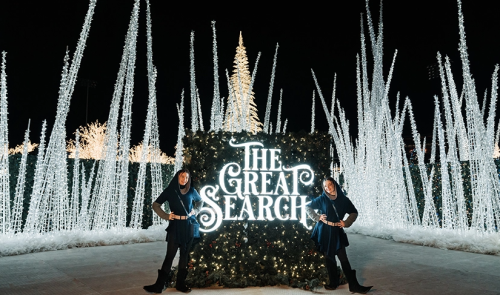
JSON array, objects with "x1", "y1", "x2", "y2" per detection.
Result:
[
  {"x1": 344, "y1": 269, "x2": 372, "y2": 294},
  {"x1": 175, "y1": 269, "x2": 192, "y2": 293},
  {"x1": 144, "y1": 269, "x2": 169, "y2": 293},
  {"x1": 324, "y1": 284, "x2": 338, "y2": 290}
]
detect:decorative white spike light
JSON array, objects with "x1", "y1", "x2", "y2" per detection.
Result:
[
  {"x1": 0, "y1": 51, "x2": 10, "y2": 235},
  {"x1": 174, "y1": 90, "x2": 185, "y2": 174},
  {"x1": 11, "y1": 121, "x2": 31, "y2": 234},
  {"x1": 310, "y1": 90, "x2": 315, "y2": 134},
  {"x1": 264, "y1": 44, "x2": 279, "y2": 134},
  {"x1": 275, "y1": 89, "x2": 283, "y2": 134},
  {"x1": 70, "y1": 129, "x2": 80, "y2": 230},
  {"x1": 210, "y1": 21, "x2": 222, "y2": 132},
  {"x1": 190, "y1": 31, "x2": 199, "y2": 132}
]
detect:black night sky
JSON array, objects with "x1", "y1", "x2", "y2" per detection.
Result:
[{"x1": 1, "y1": 0, "x2": 500, "y2": 156}]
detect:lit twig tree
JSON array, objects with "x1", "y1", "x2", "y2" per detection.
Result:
[
  {"x1": 67, "y1": 120, "x2": 172, "y2": 164},
  {"x1": 67, "y1": 121, "x2": 107, "y2": 160},
  {"x1": 8, "y1": 141, "x2": 38, "y2": 155},
  {"x1": 129, "y1": 142, "x2": 173, "y2": 164}
]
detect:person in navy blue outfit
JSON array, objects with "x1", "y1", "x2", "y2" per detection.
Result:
[
  {"x1": 306, "y1": 176, "x2": 372, "y2": 293},
  {"x1": 144, "y1": 169, "x2": 203, "y2": 294}
]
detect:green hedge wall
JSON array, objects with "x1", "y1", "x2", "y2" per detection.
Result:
[
  {"x1": 404, "y1": 160, "x2": 492, "y2": 226},
  {"x1": 8, "y1": 154, "x2": 174, "y2": 229},
  {"x1": 182, "y1": 131, "x2": 333, "y2": 289}
]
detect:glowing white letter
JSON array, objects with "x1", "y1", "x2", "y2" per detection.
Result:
[
  {"x1": 199, "y1": 185, "x2": 223, "y2": 232},
  {"x1": 239, "y1": 195, "x2": 256, "y2": 220},
  {"x1": 257, "y1": 196, "x2": 275, "y2": 221},
  {"x1": 243, "y1": 171, "x2": 259, "y2": 195},
  {"x1": 284, "y1": 165, "x2": 314, "y2": 195},
  {"x1": 274, "y1": 172, "x2": 290, "y2": 195},
  {"x1": 252, "y1": 148, "x2": 268, "y2": 170},
  {"x1": 274, "y1": 195, "x2": 290, "y2": 220},
  {"x1": 219, "y1": 163, "x2": 243, "y2": 199},
  {"x1": 269, "y1": 149, "x2": 282, "y2": 171},
  {"x1": 229, "y1": 140, "x2": 263, "y2": 170},
  {"x1": 223, "y1": 195, "x2": 237, "y2": 220}
]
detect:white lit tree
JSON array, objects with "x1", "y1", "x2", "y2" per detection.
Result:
[
  {"x1": 11, "y1": 121, "x2": 31, "y2": 234},
  {"x1": 0, "y1": 52, "x2": 9, "y2": 235},
  {"x1": 224, "y1": 33, "x2": 262, "y2": 133}
]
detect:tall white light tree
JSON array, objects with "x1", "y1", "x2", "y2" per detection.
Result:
[
  {"x1": 10, "y1": 121, "x2": 31, "y2": 234},
  {"x1": 210, "y1": 21, "x2": 224, "y2": 132},
  {"x1": 69, "y1": 130, "x2": 80, "y2": 230},
  {"x1": 145, "y1": 0, "x2": 164, "y2": 226},
  {"x1": 311, "y1": 90, "x2": 316, "y2": 134},
  {"x1": 0, "y1": 52, "x2": 9, "y2": 235},
  {"x1": 263, "y1": 44, "x2": 279, "y2": 134},
  {"x1": 112, "y1": 0, "x2": 140, "y2": 229},
  {"x1": 441, "y1": 0, "x2": 500, "y2": 232},
  {"x1": 24, "y1": 120, "x2": 47, "y2": 233},
  {"x1": 312, "y1": 1, "x2": 421, "y2": 228},
  {"x1": 90, "y1": 1, "x2": 136, "y2": 230},
  {"x1": 174, "y1": 90, "x2": 185, "y2": 174},
  {"x1": 130, "y1": 0, "x2": 162, "y2": 228},
  {"x1": 275, "y1": 89, "x2": 284, "y2": 134},
  {"x1": 91, "y1": 0, "x2": 140, "y2": 230},
  {"x1": 190, "y1": 31, "x2": 199, "y2": 132},
  {"x1": 29, "y1": 0, "x2": 96, "y2": 233}
]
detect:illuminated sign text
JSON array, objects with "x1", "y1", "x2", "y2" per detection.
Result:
[{"x1": 199, "y1": 139, "x2": 314, "y2": 231}]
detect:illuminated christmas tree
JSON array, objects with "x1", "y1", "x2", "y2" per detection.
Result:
[{"x1": 224, "y1": 33, "x2": 262, "y2": 133}]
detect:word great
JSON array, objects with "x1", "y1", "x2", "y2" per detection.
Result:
[{"x1": 199, "y1": 139, "x2": 314, "y2": 232}]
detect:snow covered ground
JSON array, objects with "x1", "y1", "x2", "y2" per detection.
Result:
[
  {"x1": 1, "y1": 222, "x2": 499, "y2": 257},
  {"x1": 348, "y1": 223, "x2": 500, "y2": 256},
  {"x1": 0, "y1": 225, "x2": 166, "y2": 257}
]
